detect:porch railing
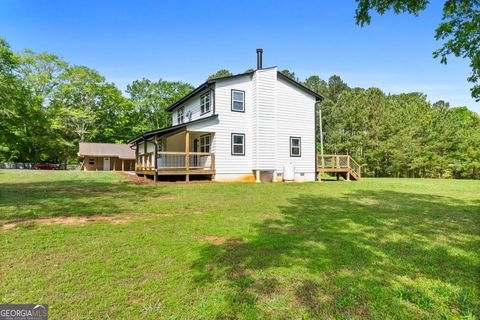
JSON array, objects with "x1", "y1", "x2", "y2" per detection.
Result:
[
  {"x1": 317, "y1": 154, "x2": 361, "y2": 178},
  {"x1": 136, "y1": 152, "x2": 215, "y2": 172}
]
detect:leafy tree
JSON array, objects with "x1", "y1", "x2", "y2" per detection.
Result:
[
  {"x1": 280, "y1": 69, "x2": 299, "y2": 81},
  {"x1": 0, "y1": 38, "x2": 25, "y2": 161},
  {"x1": 303, "y1": 75, "x2": 328, "y2": 97},
  {"x1": 326, "y1": 75, "x2": 349, "y2": 103},
  {"x1": 126, "y1": 78, "x2": 194, "y2": 134},
  {"x1": 355, "y1": 0, "x2": 480, "y2": 101},
  {"x1": 207, "y1": 69, "x2": 233, "y2": 80}
]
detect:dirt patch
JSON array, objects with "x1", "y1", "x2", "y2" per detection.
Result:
[
  {"x1": 354, "y1": 197, "x2": 380, "y2": 205},
  {"x1": 2, "y1": 215, "x2": 139, "y2": 231},
  {"x1": 118, "y1": 172, "x2": 155, "y2": 185},
  {"x1": 199, "y1": 235, "x2": 243, "y2": 245},
  {"x1": 154, "y1": 195, "x2": 177, "y2": 200}
]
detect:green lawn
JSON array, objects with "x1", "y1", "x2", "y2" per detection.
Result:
[{"x1": 0, "y1": 170, "x2": 479, "y2": 319}]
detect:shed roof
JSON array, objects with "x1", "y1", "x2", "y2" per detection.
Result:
[{"x1": 78, "y1": 143, "x2": 135, "y2": 159}]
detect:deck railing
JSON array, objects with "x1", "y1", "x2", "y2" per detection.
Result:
[
  {"x1": 317, "y1": 154, "x2": 361, "y2": 178},
  {"x1": 136, "y1": 152, "x2": 215, "y2": 172}
]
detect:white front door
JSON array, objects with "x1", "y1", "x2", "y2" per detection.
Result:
[{"x1": 103, "y1": 157, "x2": 110, "y2": 171}]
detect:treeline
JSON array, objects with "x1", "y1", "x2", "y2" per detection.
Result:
[
  {"x1": 0, "y1": 38, "x2": 193, "y2": 165},
  {"x1": 300, "y1": 74, "x2": 480, "y2": 179},
  {"x1": 1, "y1": 38, "x2": 479, "y2": 178}
]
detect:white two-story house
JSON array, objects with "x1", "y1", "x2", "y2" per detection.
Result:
[{"x1": 130, "y1": 49, "x2": 325, "y2": 182}]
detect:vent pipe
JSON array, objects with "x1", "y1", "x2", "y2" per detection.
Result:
[{"x1": 256, "y1": 48, "x2": 263, "y2": 70}]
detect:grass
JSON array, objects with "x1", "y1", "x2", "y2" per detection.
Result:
[{"x1": 0, "y1": 170, "x2": 479, "y2": 319}]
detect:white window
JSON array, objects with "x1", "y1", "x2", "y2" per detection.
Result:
[
  {"x1": 290, "y1": 137, "x2": 301, "y2": 157},
  {"x1": 200, "y1": 134, "x2": 210, "y2": 153},
  {"x1": 231, "y1": 133, "x2": 245, "y2": 156},
  {"x1": 177, "y1": 107, "x2": 184, "y2": 124},
  {"x1": 231, "y1": 90, "x2": 245, "y2": 112},
  {"x1": 200, "y1": 92, "x2": 211, "y2": 114}
]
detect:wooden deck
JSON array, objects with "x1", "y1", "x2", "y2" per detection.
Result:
[
  {"x1": 136, "y1": 151, "x2": 215, "y2": 182},
  {"x1": 317, "y1": 154, "x2": 361, "y2": 181}
]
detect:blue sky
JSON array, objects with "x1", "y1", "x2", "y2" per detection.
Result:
[{"x1": 1, "y1": 0, "x2": 478, "y2": 112}]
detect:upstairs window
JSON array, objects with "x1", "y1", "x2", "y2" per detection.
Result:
[
  {"x1": 231, "y1": 90, "x2": 245, "y2": 112},
  {"x1": 290, "y1": 137, "x2": 301, "y2": 157},
  {"x1": 200, "y1": 134, "x2": 211, "y2": 153},
  {"x1": 200, "y1": 92, "x2": 211, "y2": 114},
  {"x1": 177, "y1": 107, "x2": 184, "y2": 124},
  {"x1": 231, "y1": 133, "x2": 245, "y2": 156}
]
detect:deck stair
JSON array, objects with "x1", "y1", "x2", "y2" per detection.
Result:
[{"x1": 317, "y1": 154, "x2": 361, "y2": 181}]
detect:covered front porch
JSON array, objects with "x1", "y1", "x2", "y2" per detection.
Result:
[{"x1": 134, "y1": 128, "x2": 215, "y2": 182}]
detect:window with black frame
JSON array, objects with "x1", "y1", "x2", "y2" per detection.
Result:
[
  {"x1": 290, "y1": 137, "x2": 301, "y2": 157},
  {"x1": 231, "y1": 90, "x2": 245, "y2": 112},
  {"x1": 200, "y1": 92, "x2": 211, "y2": 114},
  {"x1": 200, "y1": 134, "x2": 210, "y2": 153},
  {"x1": 177, "y1": 107, "x2": 184, "y2": 124},
  {"x1": 231, "y1": 133, "x2": 245, "y2": 156}
]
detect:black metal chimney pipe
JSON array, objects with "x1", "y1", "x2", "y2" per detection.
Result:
[{"x1": 256, "y1": 48, "x2": 263, "y2": 70}]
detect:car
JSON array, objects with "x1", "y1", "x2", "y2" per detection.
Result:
[{"x1": 34, "y1": 163, "x2": 61, "y2": 170}]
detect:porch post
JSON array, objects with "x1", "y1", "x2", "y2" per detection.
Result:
[
  {"x1": 113, "y1": 158, "x2": 116, "y2": 171},
  {"x1": 143, "y1": 140, "x2": 147, "y2": 170},
  {"x1": 154, "y1": 134, "x2": 158, "y2": 182},
  {"x1": 135, "y1": 142, "x2": 138, "y2": 171},
  {"x1": 122, "y1": 159, "x2": 125, "y2": 171},
  {"x1": 185, "y1": 131, "x2": 190, "y2": 182}
]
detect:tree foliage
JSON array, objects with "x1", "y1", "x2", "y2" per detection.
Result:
[
  {"x1": 0, "y1": 38, "x2": 193, "y2": 165},
  {"x1": 1, "y1": 38, "x2": 479, "y2": 179},
  {"x1": 207, "y1": 69, "x2": 233, "y2": 80},
  {"x1": 308, "y1": 75, "x2": 480, "y2": 179},
  {"x1": 355, "y1": 0, "x2": 480, "y2": 101},
  {"x1": 126, "y1": 78, "x2": 194, "y2": 134}
]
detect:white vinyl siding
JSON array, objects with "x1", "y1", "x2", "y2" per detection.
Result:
[
  {"x1": 172, "y1": 67, "x2": 316, "y2": 181},
  {"x1": 252, "y1": 68, "x2": 277, "y2": 170},
  {"x1": 276, "y1": 76, "x2": 316, "y2": 179},
  {"x1": 187, "y1": 74, "x2": 253, "y2": 178}
]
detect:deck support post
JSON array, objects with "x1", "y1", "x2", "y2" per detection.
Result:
[
  {"x1": 135, "y1": 142, "x2": 138, "y2": 172},
  {"x1": 347, "y1": 172, "x2": 351, "y2": 181},
  {"x1": 211, "y1": 153, "x2": 216, "y2": 181},
  {"x1": 122, "y1": 159, "x2": 124, "y2": 172},
  {"x1": 255, "y1": 170, "x2": 261, "y2": 183},
  {"x1": 113, "y1": 158, "x2": 116, "y2": 171},
  {"x1": 143, "y1": 140, "x2": 147, "y2": 170},
  {"x1": 185, "y1": 131, "x2": 190, "y2": 182}
]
